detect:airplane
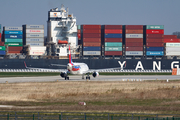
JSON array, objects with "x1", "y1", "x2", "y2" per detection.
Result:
[{"x1": 24, "y1": 46, "x2": 126, "y2": 80}]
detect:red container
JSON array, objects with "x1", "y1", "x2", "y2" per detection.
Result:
[
  {"x1": 77, "y1": 30, "x2": 81, "y2": 34},
  {"x1": 8, "y1": 51, "x2": 22, "y2": 54},
  {"x1": 8, "y1": 47, "x2": 23, "y2": 51},
  {"x1": 126, "y1": 47, "x2": 143, "y2": 51},
  {"x1": 82, "y1": 25, "x2": 101, "y2": 29},
  {"x1": 83, "y1": 38, "x2": 101, "y2": 42},
  {"x1": 105, "y1": 38, "x2": 122, "y2": 42},
  {"x1": 83, "y1": 33, "x2": 101, "y2": 38},
  {"x1": 83, "y1": 42, "x2": 101, "y2": 47},
  {"x1": 146, "y1": 34, "x2": 164, "y2": 38},
  {"x1": 146, "y1": 38, "x2": 164, "y2": 42},
  {"x1": 146, "y1": 42, "x2": 164, "y2": 47},
  {"x1": 164, "y1": 35, "x2": 177, "y2": 39},
  {"x1": 0, "y1": 33, "x2": 1, "y2": 38},
  {"x1": 126, "y1": 30, "x2": 143, "y2": 34},
  {"x1": 77, "y1": 33, "x2": 81, "y2": 39},
  {"x1": 126, "y1": 42, "x2": 143, "y2": 47},
  {"x1": 104, "y1": 29, "x2": 122, "y2": 34},
  {"x1": 146, "y1": 29, "x2": 164, "y2": 34},
  {"x1": 125, "y1": 38, "x2": 143, "y2": 43},
  {"x1": 83, "y1": 29, "x2": 101, "y2": 33},
  {"x1": 164, "y1": 39, "x2": 180, "y2": 43},
  {"x1": 0, "y1": 42, "x2": 4, "y2": 46},
  {"x1": 104, "y1": 25, "x2": 122, "y2": 29},
  {"x1": 126, "y1": 25, "x2": 143, "y2": 29},
  {"x1": 105, "y1": 51, "x2": 122, "y2": 56}
]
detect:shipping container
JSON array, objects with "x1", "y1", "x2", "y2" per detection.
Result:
[
  {"x1": 26, "y1": 43, "x2": 44, "y2": 46},
  {"x1": 0, "y1": 46, "x2": 5, "y2": 51},
  {"x1": 146, "y1": 47, "x2": 164, "y2": 51},
  {"x1": 78, "y1": 33, "x2": 81, "y2": 39},
  {"x1": 146, "y1": 29, "x2": 164, "y2": 34},
  {"x1": 77, "y1": 30, "x2": 81, "y2": 34},
  {"x1": 125, "y1": 51, "x2": 143, "y2": 56},
  {"x1": 5, "y1": 42, "x2": 23, "y2": 47},
  {"x1": 26, "y1": 29, "x2": 44, "y2": 33},
  {"x1": 104, "y1": 34, "x2": 122, "y2": 38},
  {"x1": 5, "y1": 31, "x2": 23, "y2": 35},
  {"x1": 166, "y1": 43, "x2": 180, "y2": 47},
  {"x1": 104, "y1": 29, "x2": 122, "y2": 34},
  {"x1": 146, "y1": 51, "x2": 164, "y2": 56},
  {"x1": 29, "y1": 51, "x2": 45, "y2": 55},
  {"x1": 126, "y1": 42, "x2": 143, "y2": 47},
  {"x1": 28, "y1": 46, "x2": 46, "y2": 51},
  {"x1": 146, "y1": 34, "x2": 164, "y2": 38},
  {"x1": 26, "y1": 34, "x2": 44, "y2": 38},
  {"x1": 125, "y1": 25, "x2": 143, "y2": 29},
  {"x1": 26, "y1": 38, "x2": 44, "y2": 42},
  {"x1": 126, "y1": 47, "x2": 143, "y2": 51},
  {"x1": 104, "y1": 38, "x2": 122, "y2": 42},
  {"x1": 24, "y1": 25, "x2": 44, "y2": 29},
  {"x1": 83, "y1": 47, "x2": 101, "y2": 51},
  {"x1": 164, "y1": 35, "x2": 177, "y2": 39},
  {"x1": 126, "y1": 34, "x2": 143, "y2": 38},
  {"x1": 0, "y1": 50, "x2": 6, "y2": 55},
  {"x1": 165, "y1": 52, "x2": 180, "y2": 56},
  {"x1": 26, "y1": 41, "x2": 44, "y2": 44},
  {"x1": 4, "y1": 27, "x2": 22, "y2": 31},
  {"x1": 83, "y1": 42, "x2": 101, "y2": 47},
  {"x1": 83, "y1": 51, "x2": 101, "y2": 56},
  {"x1": 0, "y1": 42, "x2": 4, "y2": 46},
  {"x1": 146, "y1": 42, "x2": 164, "y2": 47},
  {"x1": 7, "y1": 51, "x2": 22, "y2": 54},
  {"x1": 83, "y1": 29, "x2": 101, "y2": 33},
  {"x1": 146, "y1": 38, "x2": 164, "y2": 43},
  {"x1": 5, "y1": 35, "x2": 22, "y2": 39},
  {"x1": 81, "y1": 25, "x2": 101, "y2": 29},
  {"x1": 5, "y1": 39, "x2": 22, "y2": 43},
  {"x1": 105, "y1": 47, "x2": 122, "y2": 51},
  {"x1": 125, "y1": 38, "x2": 143, "y2": 42},
  {"x1": 146, "y1": 25, "x2": 164, "y2": 29},
  {"x1": 83, "y1": 33, "x2": 101, "y2": 38},
  {"x1": 0, "y1": 33, "x2": 1, "y2": 38},
  {"x1": 105, "y1": 42, "x2": 122, "y2": 47},
  {"x1": 104, "y1": 51, "x2": 122, "y2": 56},
  {"x1": 126, "y1": 30, "x2": 143, "y2": 34},
  {"x1": 166, "y1": 47, "x2": 180, "y2": 52},
  {"x1": 77, "y1": 25, "x2": 81, "y2": 30},
  {"x1": 8, "y1": 47, "x2": 23, "y2": 51},
  {"x1": 164, "y1": 39, "x2": 180, "y2": 43},
  {"x1": 83, "y1": 38, "x2": 101, "y2": 42},
  {"x1": 104, "y1": 25, "x2": 122, "y2": 29}
]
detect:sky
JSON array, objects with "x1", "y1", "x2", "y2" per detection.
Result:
[{"x1": 0, "y1": 0, "x2": 179, "y2": 35}]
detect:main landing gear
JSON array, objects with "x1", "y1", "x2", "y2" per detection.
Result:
[
  {"x1": 65, "y1": 76, "x2": 69, "y2": 80},
  {"x1": 86, "y1": 73, "x2": 90, "y2": 80}
]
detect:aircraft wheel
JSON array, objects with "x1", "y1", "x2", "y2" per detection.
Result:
[
  {"x1": 67, "y1": 77, "x2": 69, "y2": 80},
  {"x1": 65, "y1": 77, "x2": 67, "y2": 80}
]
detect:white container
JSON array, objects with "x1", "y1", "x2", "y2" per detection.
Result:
[
  {"x1": 166, "y1": 47, "x2": 180, "y2": 52},
  {"x1": 29, "y1": 50, "x2": 46, "y2": 55},
  {"x1": 83, "y1": 51, "x2": 101, "y2": 56},
  {"x1": 26, "y1": 29, "x2": 44, "y2": 33},
  {"x1": 26, "y1": 38, "x2": 44, "y2": 42},
  {"x1": 26, "y1": 41, "x2": 44, "y2": 44},
  {"x1": 166, "y1": 43, "x2": 180, "y2": 47},
  {"x1": 4, "y1": 27, "x2": 22, "y2": 31},
  {"x1": 25, "y1": 25, "x2": 44, "y2": 29},
  {"x1": 166, "y1": 52, "x2": 180, "y2": 56},
  {"x1": 126, "y1": 51, "x2": 143, "y2": 56},
  {"x1": 126, "y1": 34, "x2": 143, "y2": 38},
  {"x1": 26, "y1": 34, "x2": 44, "y2": 38},
  {"x1": 29, "y1": 46, "x2": 46, "y2": 51},
  {"x1": 26, "y1": 43, "x2": 44, "y2": 46}
]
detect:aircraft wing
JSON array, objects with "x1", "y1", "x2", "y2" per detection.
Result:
[{"x1": 51, "y1": 64, "x2": 67, "y2": 67}]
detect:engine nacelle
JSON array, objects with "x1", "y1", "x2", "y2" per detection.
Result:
[
  {"x1": 60, "y1": 72, "x2": 67, "y2": 78},
  {"x1": 92, "y1": 72, "x2": 99, "y2": 78}
]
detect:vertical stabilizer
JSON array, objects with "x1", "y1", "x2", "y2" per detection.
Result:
[{"x1": 69, "y1": 46, "x2": 73, "y2": 65}]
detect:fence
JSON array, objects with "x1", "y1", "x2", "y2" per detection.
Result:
[{"x1": 0, "y1": 112, "x2": 180, "y2": 120}]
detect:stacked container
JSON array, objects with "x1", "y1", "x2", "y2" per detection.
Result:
[
  {"x1": 82, "y1": 25, "x2": 101, "y2": 56},
  {"x1": 23, "y1": 25, "x2": 46, "y2": 56},
  {"x1": 103, "y1": 25, "x2": 122, "y2": 56},
  {"x1": 77, "y1": 25, "x2": 81, "y2": 45},
  {"x1": 3, "y1": 27, "x2": 23, "y2": 54},
  {"x1": 164, "y1": 35, "x2": 180, "y2": 56},
  {"x1": 0, "y1": 24, "x2": 5, "y2": 55},
  {"x1": 125, "y1": 25, "x2": 143, "y2": 56},
  {"x1": 146, "y1": 25, "x2": 164, "y2": 56}
]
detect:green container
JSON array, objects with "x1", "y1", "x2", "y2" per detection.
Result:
[
  {"x1": 105, "y1": 42, "x2": 122, "y2": 47},
  {"x1": 5, "y1": 39, "x2": 22, "y2": 43},
  {"x1": 105, "y1": 47, "x2": 122, "y2": 51},
  {"x1": 5, "y1": 42, "x2": 23, "y2": 47},
  {"x1": 146, "y1": 25, "x2": 164, "y2": 29},
  {"x1": 0, "y1": 46, "x2": 6, "y2": 51},
  {"x1": 77, "y1": 25, "x2": 81, "y2": 30}
]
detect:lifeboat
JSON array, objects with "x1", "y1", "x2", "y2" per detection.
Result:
[{"x1": 58, "y1": 40, "x2": 68, "y2": 44}]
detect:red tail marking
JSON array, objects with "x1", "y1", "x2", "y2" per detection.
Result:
[{"x1": 24, "y1": 61, "x2": 27, "y2": 68}]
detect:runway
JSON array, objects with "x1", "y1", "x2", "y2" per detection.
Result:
[{"x1": 0, "y1": 75, "x2": 179, "y2": 83}]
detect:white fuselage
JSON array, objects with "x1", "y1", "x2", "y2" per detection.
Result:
[{"x1": 67, "y1": 62, "x2": 89, "y2": 75}]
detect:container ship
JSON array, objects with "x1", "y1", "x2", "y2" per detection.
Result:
[{"x1": 0, "y1": 5, "x2": 180, "y2": 71}]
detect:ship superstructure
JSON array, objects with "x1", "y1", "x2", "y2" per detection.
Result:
[{"x1": 47, "y1": 4, "x2": 78, "y2": 57}]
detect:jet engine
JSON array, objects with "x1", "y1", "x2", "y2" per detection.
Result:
[
  {"x1": 92, "y1": 72, "x2": 99, "y2": 78},
  {"x1": 60, "y1": 72, "x2": 67, "y2": 78}
]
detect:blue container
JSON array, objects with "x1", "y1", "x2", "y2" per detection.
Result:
[
  {"x1": 5, "y1": 31, "x2": 23, "y2": 35},
  {"x1": 5, "y1": 34, "x2": 22, "y2": 39},
  {"x1": 146, "y1": 51, "x2": 164, "y2": 56},
  {"x1": 83, "y1": 47, "x2": 101, "y2": 51},
  {"x1": 146, "y1": 47, "x2": 164, "y2": 51},
  {"x1": 105, "y1": 34, "x2": 122, "y2": 38},
  {"x1": 0, "y1": 50, "x2": 6, "y2": 55}
]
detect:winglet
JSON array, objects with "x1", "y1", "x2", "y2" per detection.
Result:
[{"x1": 24, "y1": 61, "x2": 27, "y2": 68}]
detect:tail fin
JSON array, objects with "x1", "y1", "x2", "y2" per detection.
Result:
[
  {"x1": 69, "y1": 46, "x2": 73, "y2": 65},
  {"x1": 24, "y1": 61, "x2": 27, "y2": 68}
]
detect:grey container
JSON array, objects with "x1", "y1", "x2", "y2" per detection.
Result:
[
  {"x1": 26, "y1": 38, "x2": 44, "y2": 42},
  {"x1": 4, "y1": 27, "x2": 22, "y2": 31},
  {"x1": 24, "y1": 25, "x2": 44, "y2": 29},
  {"x1": 26, "y1": 33, "x2": 44, "y2": 38},
  {"x1": 26, "y1": 43, "x2": 44, "y2": 46},
  {"x1": 83, "y1": 51, "x2": 101, "y2": 56},
  {"x1": 125, "y1": 51, "x2": 143, "y2": 56}
]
